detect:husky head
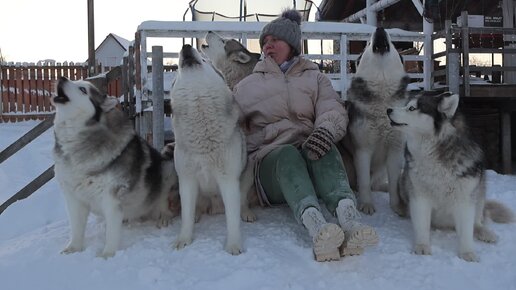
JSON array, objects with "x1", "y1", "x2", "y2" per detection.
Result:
[
  {"x1": 200, "y1": 31, "x2": 260, "y2": 90},
  {"x1": 177, "y1": 44, "x2": 226, "y2": 84},
  {"x1": 201, "y1": 31, "x2": 260, "y2": 68},
  {"x1": 387, "y1": 92, "x2": 460, "y2": 135},
  {"x1": 355, "y1": 27, "x2": 405, "y2": 79},
  {"x1": 52, "y1": 77, "x2": 119, "y2": 124}
]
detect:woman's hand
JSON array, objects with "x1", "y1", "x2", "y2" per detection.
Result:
[{"x1": 302, "y1": 127, "x2": 334, "y2": 160}]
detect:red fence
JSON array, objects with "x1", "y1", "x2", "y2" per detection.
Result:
[{"x1": 0, "y1": 63, "x2": 122, "y2": 122}]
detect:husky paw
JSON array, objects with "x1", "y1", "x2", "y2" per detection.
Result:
[
  {"x1": 173, "y1": 237, "x2": 193, "y2": 250},
  {"x1": 241, "y1": 208, "x2": 257, "y2": 222},
  {"x1": 413, "y1": 244, "x2": 432, "y2": 255},
  {"x1": 97, "y1": 250, "x2": 116, "y2": 259},
  {"x1": 61, "y1": 244, "x2": 84, "y2": 254},
  {"x1": 156, "y1": 215, "x2": 171, "y2": 228},
  {"x1": 474, "y1": 227, "x2": 498, "y2": 243},
  {"x1": 390, "y1": 202, "x2": 407, "y2": 217},
  {"x1": 225, "y1": 243, "x2": 243, "y2": 255},
  {"x1": 359, "y1": 203, "x2": 376, "y2": 215},
  {"x1": 459, "y1": 251, "x2": 479, "y2": 262}
]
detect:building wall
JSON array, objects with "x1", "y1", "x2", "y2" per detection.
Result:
[{"x1": 95, "y1": 38, "x2": 125, "y2": 71}]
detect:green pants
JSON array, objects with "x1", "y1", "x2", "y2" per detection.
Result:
[{"x1": 259, "y1": 144, "x2": 356, "y2": 223}]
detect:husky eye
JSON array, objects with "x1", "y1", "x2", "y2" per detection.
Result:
[
  {"x1": 409, "y1": 106, "x2": 416, "y2": 111},
  {"x1": 79, "y1": 87, "x2": 87, "y2": 94}
]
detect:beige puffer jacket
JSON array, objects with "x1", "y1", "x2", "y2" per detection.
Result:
[
  {"x1": 234, "y1": 56, "x2": 349, "y2": 206},
  {"x1": 234, "y1": 56, "x2": 348, "y2": 164}
]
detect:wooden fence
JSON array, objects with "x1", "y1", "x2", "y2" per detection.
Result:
[{"x1": 0, "y1": 62, "x2": 122, "y2": 122}]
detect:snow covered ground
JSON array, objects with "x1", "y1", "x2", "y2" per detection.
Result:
[{"x1": 1, "y1": 120, "x2": 516, "y2": 290}]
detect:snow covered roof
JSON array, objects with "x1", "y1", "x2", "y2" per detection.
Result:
[{"x1": 96, "y1": 33, "x2": 131, "y2": 52}]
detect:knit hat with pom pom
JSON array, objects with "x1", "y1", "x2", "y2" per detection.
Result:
[{"x1": 259, "y1": 9, "x2": 302, "y2": 56}]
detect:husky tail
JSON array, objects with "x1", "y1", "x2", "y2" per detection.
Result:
[{"x1": 484, "y1": 200, "x2": 515, "y2": 223}]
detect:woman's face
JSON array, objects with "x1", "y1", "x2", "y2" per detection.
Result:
[{"x1": 262, "y1": 35, "x2": 293, "y2": 65}]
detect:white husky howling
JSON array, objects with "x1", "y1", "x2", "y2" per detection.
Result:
[
  {"x1": 346, "y1": 27, "x2": 408, "y2": 215},
  {"x1": 388, "y1": 92, "x2": 514, "y2": 262},
  {"x1": 171, "y1": 44, "x2": 247, "y2": 255}
]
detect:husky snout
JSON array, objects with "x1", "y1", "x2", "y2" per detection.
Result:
[
  {"x1": 372, "y1": 27, "x2": 390, "y2": 54},
  {"x1": 180, "y1": 44, "x2": 200, "y2": 67},
  {"x1": 54, "y1": 77, "x2": 71, "y2": 104}
]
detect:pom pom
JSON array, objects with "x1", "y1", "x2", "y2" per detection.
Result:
[{"x1": 281, "y1": 9, "x2": 301, "y2": 25}]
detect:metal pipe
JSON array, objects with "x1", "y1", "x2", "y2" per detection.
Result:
[{"x1": 343, "y1": 0, "x2": 401, "y2": 23}]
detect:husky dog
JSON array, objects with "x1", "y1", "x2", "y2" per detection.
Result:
[
  {"x1": 201, "y1": 31, "x2": 261, "y2": 90},
  {"x1": 201, "y1": 31, "x2": 261, "y2": 215},
  {"x1": 346, "y1": 27, "x2": 408, "y2": 215},
  {"x1": 52, "y1": 77, "x2": 177, "y2": 258},
  {"x1": 388, "y1": 92, "x2": 514, "y2": 262},
  {"x1": 171, "y1": 44, "x2": 250, "y2": 255}
]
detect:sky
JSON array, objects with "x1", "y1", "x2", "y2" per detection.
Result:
[
  {"x1": 0, "y1": 0, "x2": 192, "y2": 63},
  {"x1": 0, "y1": 0, "x2": 323, "y2": 64},
  {"x1": 1, "y1": 120, "x2": 516, "y2": 290}
]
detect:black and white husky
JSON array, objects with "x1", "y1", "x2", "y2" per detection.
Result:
[
  {"x1": 346, "y1": 27, "x2": 408, "y2": 215},
  {"x1": 52, "y1": 77, "x2": 177, "y2": 258},
  {"x1": 388, "y1": 92, "x2": 514, "y2": 262}
]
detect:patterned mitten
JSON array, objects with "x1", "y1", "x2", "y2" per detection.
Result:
[{"x1": 303, "y1": 127, "x2": 334, "y2": 160}]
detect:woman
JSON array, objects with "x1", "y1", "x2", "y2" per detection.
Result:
[{"x1": 233, "y1": 9, "x2": 378, "y2": 262}]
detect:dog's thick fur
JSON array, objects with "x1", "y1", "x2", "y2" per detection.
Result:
[
  {"x1": 171, "y1": 44, "x2": 252, "y2": 255},
  {"x1": 201, "y1": 31, "x2": 261, "y2": 90},
  {"x1": 346, "y1": 27, "x2": 408, "y2": 215},
  {"x1": 388, "y1": 92, "x2": 514, "y2": 262},
  {"x1": 52, "y1": 77, "x2": 177, "y2": 258}
]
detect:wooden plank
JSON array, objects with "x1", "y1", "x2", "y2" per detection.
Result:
[
  {"x1": 0, "y1": 114, "x2": 54, "y2": 163},
  {"x1": 36, "y1": 66, "x2": 44, "y2": 112},
  {"x1": 6, "y1": 67, "x2": 16, "y2": 121},
  {"x1": 22, "y1": 67, "x2": 30, "y2": 113},
  {"x1": 63, "y1": 65, "x2": 70, "y2": 79},
  {"x1": 29, "y1": 67, "x2": 37, "y2": 114},
  {"x1": 15, "y1": 66, "x2": 23, "y2": 113},
  {"x1": 1, "y1": 65, "x2": 8, "y2": 114},
  {"x1": 43, "y1": 66, "x2": 51, "y2": 112},
  {"x1": 0, "y1": 165, "x2": 55, "y2": 216}
]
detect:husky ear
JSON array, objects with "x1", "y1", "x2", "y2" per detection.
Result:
[
  {"x1": 234, "y1": 51, "x2": 253, "y2": 64},
  {"x1": 438, "y1": 93, "x2": 459, "y2": 118},
  {"x1": 101, "y1": 95, "x2": 119, "y2": 111}
]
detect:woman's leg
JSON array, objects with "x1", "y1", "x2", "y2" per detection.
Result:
[
  {"x1": 259, "y1": 144, "x2": 344, "y2": 261},
  {"x1": 259, "y1": 145, "x2": 319, "y2": 220},
  {"x1": 304, "y1": 144, "x2": 378, "y2": 256},
  {"x1": 303, "y1": 144, "x2": 355, "y2": 213}
]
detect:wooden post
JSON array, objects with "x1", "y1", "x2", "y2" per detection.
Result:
[
  {"x1": 152, "y1": 46, "x2": 164, "y2": 150},
  {"x1": 134, "y1": 32, "x2": 142, "y2": 136},
  {"x1": 445, "y1": 20, "x2": 460, "y2": 94},
  {"x1": 461, "y1": 11, "x2": 470, "y2": 97},
  {"x1": 128, "y1": 46, "x2": 136, "y2": 121},
  {"x1": 0, "y1": 165, "x2": 55, "y2": 215},
  {"x1": 503, "y1": 0, "x2": 515, "y2": 84},
  {"x1": 87, "y1": 0, "x2": 96, "y2": 77},
  {"x1": 339, "y1": 34, "x2": 348, "y2": 100}
]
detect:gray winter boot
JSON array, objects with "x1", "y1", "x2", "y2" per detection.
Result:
[
  {"x1": 336, "y1": 199, "x2": 379, "y2": 256},
  {"x1": 301, "y1": 207, "x2": 345, "y2": 262}
]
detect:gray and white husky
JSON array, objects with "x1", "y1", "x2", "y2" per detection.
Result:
[
  {"x1": 171, "y1": 44, "x2": 250, "y2": 255},
  {"x1": 346, "y1": 27, "x2": 408, "y2": 215},
  {"x1": 52, "y1": 77, "x2": 177, "y2": 258},
  {"x1": 388, "y1": 91, "x2": 514, "y2": 262},
  {"x1": 201, "y1": 31, "x2": 261, "y2": 90}
]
